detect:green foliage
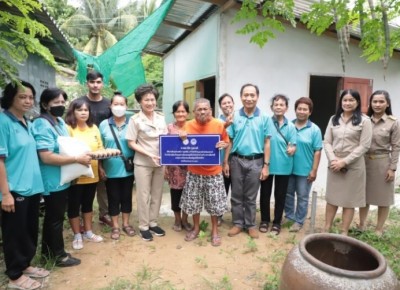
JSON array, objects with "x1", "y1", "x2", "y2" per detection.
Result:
[
  {"x1": 235, "y1": 0, "x2": 400, "y2": 69},
  {"x1": 0, "y1": 0, "x2": 56, "y2": 87},
  {"x1": 142, "y1": 53, "x2": 163, "y2": 108},
  {"x1": 202, "y1": 275, "x2": 233, "y2": 290},
  {"x1": 243, "y1": 236, "x2": 258, "y2": 253},
  {"x1": 60, "y1": 0, "x2": 138, "y2": 56},
  {"x1": 42, "y1": 0, "x2": 75, "y2": 26},
  {"x1": 200, "y1": 220, "x2": 209, "y2": 232},
  {"x1": 195, "y1": 256, "x2": 208, "y2": 268},
  {"x1": 232, "y1": 0, "x2": 296, "y2": 48},
  {"x1": 349, "y1": 208, "x2": 400, "y2": 277}
]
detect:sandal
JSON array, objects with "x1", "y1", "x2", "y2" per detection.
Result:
[
  {"x1": 111, "y1": 227, "x2": 120, "y2": 240},
  {"x1": 23, "y1": 267, "x2": 50, "y2": 278},
  {"x1": 8, "y1": 275, "x2": 41, "y2": 290},
  {"x1": 122, "y1": 225, "x2": 136, "y2": 237},
  {"x1": 181, "y1": 222, "x2": 193, "y2": 232},
  {"x1": 184, "y1": 230, "x2": 198, "y2": 242},
  {"x1": 211, "y1": 235, "x2": 222, "y2": 247},
  {"x1": 270, "y1": 225, "x2": 281, "y2": 236},
  {"x1": 259, "y1": 222, "x2": 269, "y2": 233},
  {"x1": 172, "y1": 224, "x2": 182, "y2": 232}
]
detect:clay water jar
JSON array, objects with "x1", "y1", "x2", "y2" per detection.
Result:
[{"x1": 280, "y1": 233, "x2": 399, "y2": 290}]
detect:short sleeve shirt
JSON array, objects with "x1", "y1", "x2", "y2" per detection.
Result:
[
  {"x1": 268, "y1": 117, "x2": 297, "y2": 175},
  {"x1": 99, "y1": 117, "x2": 134, "y2": 178},
  {"x1": 32, "y1": 116, "x2": 71, "y2": 194},
  {"x1": 227, "y1": 107, "x2": 270, "y2": 155},
  {"x1": 0, "y1": 111, "x2": 44, "y2": 198},
  {"x1": 125, "y1": 111, "x2": 167, "y2": 167},
  {"x1": 292, "y1": 120, "x2": 323, "y2": 176},
  {"x1": 184, "y1": 118, "x2": 229, "y2": 176},
  {"x1": 67, "y1": 125, "x2": 103, "y2": 184},
  {"x1": 80, "y1": 96, "x2": 111, "y2": 126}
]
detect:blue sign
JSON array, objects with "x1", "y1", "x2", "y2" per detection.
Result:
[{"x1": 160, "y1": 134, "x2": 220, "y2": 165}]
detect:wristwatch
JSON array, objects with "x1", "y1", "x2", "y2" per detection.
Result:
[{"x1": 264, "y1": 161, "x2": 270, "y2": 166}]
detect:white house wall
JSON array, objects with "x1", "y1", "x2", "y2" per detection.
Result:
[
  {"x1": 219, "y1": 9, "x2": 400, "y2": 193},
  {"x1": 162, "y1": 8, "x2": 400, "y2": 194},
  {"x1": 163, "y1": 14, "x2": 219, "y2": 122}
]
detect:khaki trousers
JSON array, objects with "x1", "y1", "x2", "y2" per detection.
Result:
[{"x1": 134, "y1": 165, "x2": 165, "y2": 231}]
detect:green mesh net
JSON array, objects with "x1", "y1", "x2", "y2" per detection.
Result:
[{"x1": 73, "y1": 0, "x2": 173, "y2": 96}]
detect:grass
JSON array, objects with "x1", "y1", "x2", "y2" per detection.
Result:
[
  {"x1": 202, "y1": 275, "x2": 233, "y2": 290},
  {"x1": 348, "y1": 208, "x2": 400, "y2": 277},
  {"x1": 243, "y1": 237, "x2": 258, "y2": 254},
  {"x1": 99, "y1": 265, "x2": 176, "y2": 290}
]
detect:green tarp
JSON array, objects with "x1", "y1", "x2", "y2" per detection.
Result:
[{"x1": 73, "y1": 0, "x2": 174, "y2": 96}]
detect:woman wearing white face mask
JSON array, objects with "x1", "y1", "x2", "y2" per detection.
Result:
[{"x1": 99, "y1": 92, "x2": 135, "y2": 240}]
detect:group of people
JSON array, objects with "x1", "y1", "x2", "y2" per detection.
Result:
[{"x1": 0, "y1": 71, "x2": 399, "y2": 289}]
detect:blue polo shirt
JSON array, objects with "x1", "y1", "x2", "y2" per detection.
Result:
[
  {"x1": 218, "y1": 114, "x2": 227, "y2": 164},
  {"x1": 268, "y1": 116, "x2": 297, "y2": 175},
  {"x1": 99, "y1": 117, "x2": 134, "y2": 178},
  {"x1": 227, "y1": 107, "x2": 270, "y2": 155},
  {"x1": 32, "y1": 115, "x2": 71, "y2": 195},
  {"x1": 292, "y1": 119, "x2": 323, "y2": 176},
  {"x1": 0, "y1": 111, "x2": 44, "y2": 199}
]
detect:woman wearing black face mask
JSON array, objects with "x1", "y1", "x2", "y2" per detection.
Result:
[{"x1": 31, "y1": 88, "x2": 91, "y2": 267}]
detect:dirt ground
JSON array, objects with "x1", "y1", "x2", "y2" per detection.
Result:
[{"x1": 1, "y1": 184, "x2": 327, "y2": 290}]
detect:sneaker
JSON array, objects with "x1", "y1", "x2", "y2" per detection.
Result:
[
  {"x1": 57, "y1": 254, "x2": 81, "y2": 267},
  {"x1": 72, "y1": 239, "x2": 83, "y2": 250},
  {"x1": 289, "y1": 223, "x2": 303, "y2": 233},
  {"x1": 248, "y1": 228, "x2": 259, "y2": 239},
  {"x1": 228, "y1": 226, "x2": 242, "y2": 237},
  {"x1": 140, "y1": 230, "x2": 153, "y2": 241},
  {"x1": 99, "y1": 214, "x2": 113, "y2": 227},
  {"x1": 83, "y1": 233, "x2": 103, "y2": 242},
  {"x1": 149, "y1": 226, "x2": 166, "y2": 236}
]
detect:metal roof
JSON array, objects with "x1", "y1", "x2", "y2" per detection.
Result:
[
  {"x1": 0, "y1": 1, "x2": 74, "y2": 64},
  {"x1": 144, "y1": 0, "x2": 225, "y2": 56},
  {"x1": 144, "y1": 0, "x2": 400, "y2": 57}
]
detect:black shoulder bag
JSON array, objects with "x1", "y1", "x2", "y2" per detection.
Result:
[
  {"x1": 274, "y1": 121, "x2": 289, "y2": 145},
  {"x1": 108, "y1": 123, "x2": 134, "y2": 172}
]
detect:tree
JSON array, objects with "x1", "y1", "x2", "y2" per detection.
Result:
[
  {"x1": 233, "y1": 0, "x2": 400, "y2": 71},
  {"x1": 42, "y1": 0, "x2": 76, "y2": 25},
  {"x1": 0, "y1": 0, "x2": 56, "y2": 87},
  {"x1": 60, "y1": 0, "x2": 138, "y2": 55},
  {"x1": 142, "y1": 53, "x2": 163, "y2": 107}
]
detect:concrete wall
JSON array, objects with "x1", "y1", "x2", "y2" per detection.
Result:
[
  {"x1": 162, "y1": 9, "x2": 400, "y2": 193},
  {"x1": 218, "y1": 10, "x2": 400, "y2": 193},
  {"x1": 163, "y1": 14, "x2": 220, "y2": 123}
]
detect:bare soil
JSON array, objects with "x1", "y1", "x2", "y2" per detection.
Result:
[{"x1": 1, "y1": 186, "x2": 327, "y2": 290}]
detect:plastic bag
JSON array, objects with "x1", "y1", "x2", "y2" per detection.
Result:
[{"x1": 58, "y1": 136, "x2": 94, "y2": 185}]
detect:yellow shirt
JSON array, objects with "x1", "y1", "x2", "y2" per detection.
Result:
[{"x1": 67, "y1": 125, "x2": 103, "y2": 184}]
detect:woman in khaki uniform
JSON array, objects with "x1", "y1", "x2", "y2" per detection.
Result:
[
  {"x1": 126, "y1": 84, "x2": 167, "y2": 241},
  {"x1": 358, "y1": 90, "x2": 400, "y2": 236},
  {"x1": 323, "y1": 89, "x2": 372, "y2": 235}
]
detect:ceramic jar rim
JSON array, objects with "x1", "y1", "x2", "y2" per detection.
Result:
[{"x1": 299, "y1": 233, "x2": 387, "y2": 279}]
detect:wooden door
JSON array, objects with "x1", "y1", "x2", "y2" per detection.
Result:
[
  {"x1": 183, "y1": 81, "x2": 201, "y2": 119},
  {"x1": 341, "y1": 77, "x2": 373, "y2": 113}
]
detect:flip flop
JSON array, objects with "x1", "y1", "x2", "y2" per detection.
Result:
[
  {"x1": 172, "y1": 224, "x2": 182, "y2": 232},
  {"x1": 259, "y1": 222, "x2": 269, "y2": 233},
  {"x1": 181, "y1": 222, "x2": 193, "y2": 232},
  {"x1": 111, "y1": 227, "x2": 120, "y2": 240},
  {"x1": 184, "y1": 230, "x2": 198, "y2": 241},
  {"x1": 211, "y1": 235, "x2": 222, "y2": 247},
  {"x1": 122, "y1": 225, "x2": 136, "y2": 237},
  {"x1": 8, "y1": 276, "x2": 41, "y2": 290},
  {"x1": 22, "y1": 267, "x2": 50, "y2": 278},
  {"x1": 270, "y1": 225, "x2": 281, "y2": 236}
]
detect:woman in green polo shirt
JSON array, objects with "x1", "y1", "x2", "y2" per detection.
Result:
[
  {"x1": 0, "y1": 81, "x2": 49, "y2": 290},
  {"x1": 32, "y1": 88, "x2": 91, "y2": 267}
]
